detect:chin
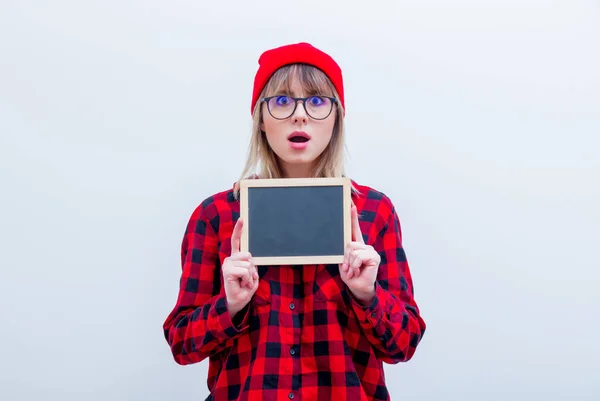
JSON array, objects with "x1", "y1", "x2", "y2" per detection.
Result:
[
  {"x1": 283, "y1": 156, "x2": 315, "y2": 165},
  {"x1": 277, "y1": 151, "x2": 316, "y2": 165}
]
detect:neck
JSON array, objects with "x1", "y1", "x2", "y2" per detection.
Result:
[{"x1": 280, "y1": 162, "x2": 315, "y2": 179}]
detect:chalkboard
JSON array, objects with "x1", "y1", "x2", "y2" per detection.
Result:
[{"x1": 239, "y1": 177, "x2": 351, "y2": 265}]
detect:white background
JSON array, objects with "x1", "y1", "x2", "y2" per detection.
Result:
[{"x1": 1, "y1": 0, "x2": 599, "y2": 400}]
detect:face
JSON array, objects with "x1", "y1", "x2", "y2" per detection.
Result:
[{"x1": 260, "y1": 76, "x2": 337, "y2": 178}]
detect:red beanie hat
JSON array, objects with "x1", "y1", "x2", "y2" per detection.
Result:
[{"x1": 250, "y1": 42, "x2": 345, "y2": 115}]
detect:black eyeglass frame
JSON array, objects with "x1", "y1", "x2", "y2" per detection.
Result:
[{"x1": 260, "y1": 95, "x2": 338, "y2": 120}]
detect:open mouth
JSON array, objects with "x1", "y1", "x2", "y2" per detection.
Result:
[{"x1": 288, "y1": 131, "x2": 311, "y2": 143}]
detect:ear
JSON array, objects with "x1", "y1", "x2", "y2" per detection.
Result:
[{"x1": 260, "y1": 122, "x2": 265, "y2": 132}]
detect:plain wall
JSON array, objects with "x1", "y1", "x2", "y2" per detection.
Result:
[{"x1": 1, "y1": 0, "x2": 598, "y2": 400}]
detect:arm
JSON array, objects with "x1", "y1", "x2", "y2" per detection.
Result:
[
  {"x1": 348, "y1": 202, "x2": 427, "y2": 364},
  {"x1": 162, "y1": 204, "x2": 250, "y2": 365}
]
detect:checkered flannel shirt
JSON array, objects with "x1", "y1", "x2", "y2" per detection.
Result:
[{"x1": 163, "y1": 180, "x2": 426, "y2": 401}]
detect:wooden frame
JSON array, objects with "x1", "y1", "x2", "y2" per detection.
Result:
[{"x1": 239, "y1": 177, "x2": 352, "y2": 265}]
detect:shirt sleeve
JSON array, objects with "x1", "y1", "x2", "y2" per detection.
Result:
[
  {"x1": 348, "y1": 199, "x2": 427, "y2": 364},
  {"x1": 162, "y1": 203, "x2": 250, "y2": 365}
]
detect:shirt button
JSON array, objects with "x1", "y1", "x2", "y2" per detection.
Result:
[
  {"x1": 288, "y1": 392, "x2": 295, "y2": 399},
  {"x1": 289, "y1": 302, "x2": 295, "y2": 310},
  {"x1": 289, "y1": 347, "x2": 296, "y2": 356},
  {"x1": 371, "y1": 312, "x2": 377, "y2": 319}
]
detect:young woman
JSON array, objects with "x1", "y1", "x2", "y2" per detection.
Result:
[{"x1": 163, "y1": 42, "x2": 426, "y2": 401}]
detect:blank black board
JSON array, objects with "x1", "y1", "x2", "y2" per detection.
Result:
[{"x1": 240, "y1": 177, "x2": 351, "y2": 265}]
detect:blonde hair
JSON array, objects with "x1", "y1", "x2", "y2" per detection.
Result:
[{"x1": 233, "y1": 64, "x2": 347, "y2": 198}]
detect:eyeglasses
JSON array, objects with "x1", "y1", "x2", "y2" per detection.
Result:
[{"x1": 261, "y1": 95, "x2": 337, "y2": 120}]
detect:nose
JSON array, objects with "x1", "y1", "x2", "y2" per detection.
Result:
[{"x1": 291, "y1": 100, "x2": 308, "y2": 123}]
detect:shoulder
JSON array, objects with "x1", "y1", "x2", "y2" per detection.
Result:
[
  {"x1": 351, "y1": 179, "x2": 395, "y2": 211},
  {"x1": 350, "y1": 179, "x2": 398, "y2": 228},
  {"x1": 185, "y1": 187, "x2": 238, "y2": 234}
]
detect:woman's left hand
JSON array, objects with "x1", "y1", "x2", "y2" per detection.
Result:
[{"x1": 339, "y1": 205, "x2": 381, "y2": 305}]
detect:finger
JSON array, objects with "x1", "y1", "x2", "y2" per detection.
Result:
[
  {"x1": 343, "y1": 241, "x2": 364, "y2": 269},
  {"x1": 350, "y1": 251, "x2": 363, "y2": 276},
  {"x1": 246, "y1": 272, "x2": 255, "y2": 289},
  {"x1": 347, "y1": 252, "x2": 358, "y2": 278},
  {"x1": 351, "y1": 205, "x2": 365, "y2": 244},
  {"x1": 341, "y1": 243, "x2": 351, "y2": 272},
  {"x1": 245, "y1": 263, "x2": 258, "y2": 288},
  {"x1": 245, "y1": 262, "x2": 257, "y2": 286},
  {"x1": 352, "y1": 262, "x2": 361, "y2": 279},
  {"x1": 232, "y1": 261, "x2": 255, "y2": 288},
  {"x1": 339, "y1": 262, "x2": 348, "y2": 273},
  {"x1": 227, "y1": 266, "x2": 252, "y2": 286},
  {"x1": 347, "y1": 241, "x2": 366, "y2": 251},
  {"x1": 356, "y1": 248, "x2": 379, "y2": 266},
  {"x1": 227, "y1": 266, "x2": 252, "y2": 279},
  {"x1": 340, "y1": 242, "x2": 352, "y2": 272},
  {"x1": 247, "y1": 264, "x2": 258, "y2": 287},
  {"x1": 230, "y1": 218, "x2": 244, "y2": 254},
  {"x1": 231, "y1": 260, "x2": 252, "y2": 269},
  {"x1": 229, "y1": 251, "x2": 252, "y2": 261}
]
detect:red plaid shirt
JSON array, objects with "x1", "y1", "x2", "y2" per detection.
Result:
[{"x1": 163, "y1": 180, "x2": 426, "y2": 401}]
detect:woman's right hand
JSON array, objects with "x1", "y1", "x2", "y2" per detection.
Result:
[{"x1": 222, "y1": 218, "x2": 259, "y2": 317}]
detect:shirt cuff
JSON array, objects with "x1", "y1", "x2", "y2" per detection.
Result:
[
  {"x1": 211, "y1": 294, "x2": 250, "y2": 340},
  {"x1": 348, "y1": 283, "x2": 391, "y2": 341}
]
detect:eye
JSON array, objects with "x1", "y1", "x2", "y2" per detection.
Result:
[
  {"x1": 308, "y1": 96, "x2": 325, "y2": 106},
  {"x1": 275, "y1": 96, "x2": 291, "y2": 106}
]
